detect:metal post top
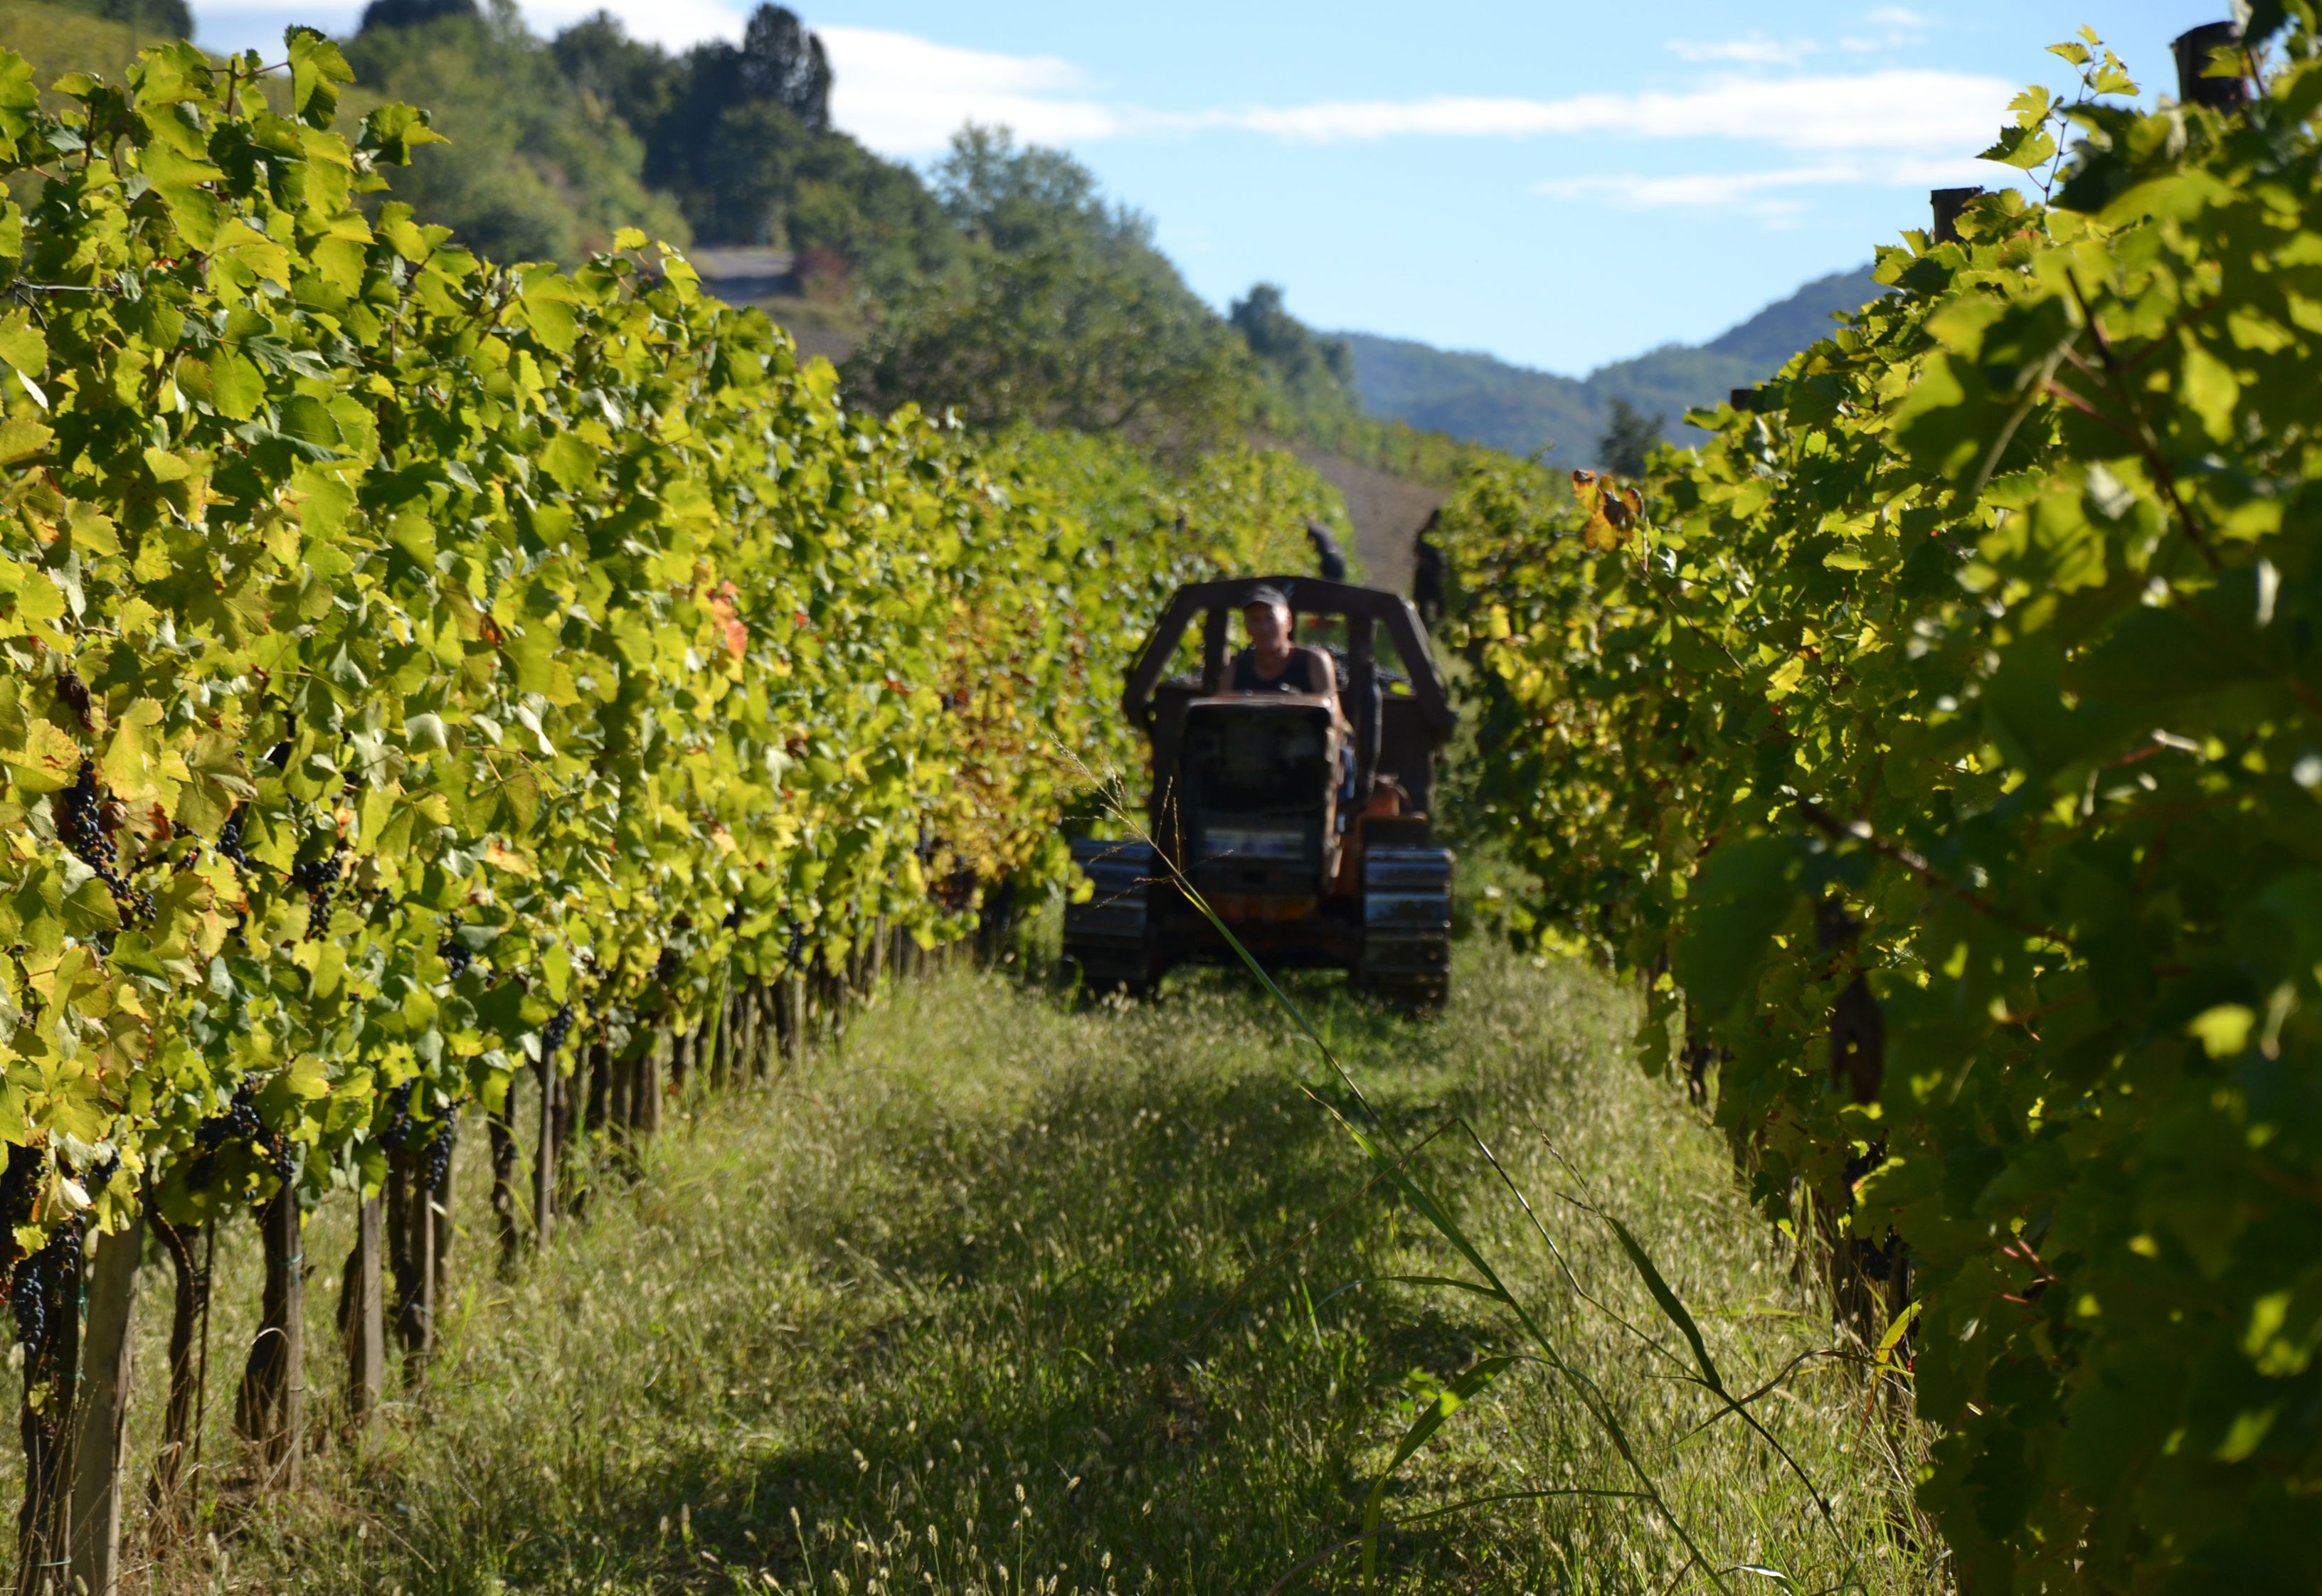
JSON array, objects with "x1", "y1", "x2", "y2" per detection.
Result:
[{"x1": 2173, "y1": 21, "x2": 2249, "y2": 111}]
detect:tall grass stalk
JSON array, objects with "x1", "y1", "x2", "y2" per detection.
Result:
[{"x1": 1162, "y1": 868, "x2": 1926, "y2": 1594}]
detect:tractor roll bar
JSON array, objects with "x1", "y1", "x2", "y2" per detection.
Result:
[{"x1": 1120, "y1": 575, "x2": 1457, "y2": 736}]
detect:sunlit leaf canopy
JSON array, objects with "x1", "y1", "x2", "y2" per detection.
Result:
[{"x1": 0, "y1": 30, "x2": 1325, "y2": 1235}]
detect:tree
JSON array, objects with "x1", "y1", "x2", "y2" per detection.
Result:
[
  {"x1": 622, "y1": 5, "x2": 859, "y2": 245},
  {"x1": 1231, "y1": 284, "x2": 1347, "y2": 381},
  {"x1": 935, "y1": 124, "x2": 1123, "y2": 254},
  {"x1": 50, "y1": 0, "x2": 195, "y2": 41},
  {"x1": 348, "y1": 0, "x2": 689, "y2": 264},
  {"x1": 550, "y1": 11, "x2": 684, "y2": 134},
  {"x1": 358, "y1": 0, "x2": 479, "y2": 32},
  {"x1": 846, "y1": 128, "x2": 1254, "y2": 444},
  {"x1": 1596, "y1": 397, "x2": 1665, "y2": 477},
  {"x1": 1231, "y1": 282, "x2": 1358, "y2": 428},
  {"x1": 539, "y1": 9, "x2": 955, "y2": 283},
  {"x1": 736, "y1": 4, "x2": 830, "y2": 131},
  {"x1": 847, "y1": 245, "x2": 1251, "y2": 443}
]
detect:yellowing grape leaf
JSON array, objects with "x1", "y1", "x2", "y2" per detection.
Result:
[{"x1": 4, "y1": 720, "x2": 82, "y2": 794}]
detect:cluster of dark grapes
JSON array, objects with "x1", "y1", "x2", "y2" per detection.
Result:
[
  {"x1": 191, "y1": 1077, "x2": 291, "y2": 1176},
  {"x1": 194, "y1": 1080, "x2": 265, "y2": 1152},
  {"x1": 541, "y1": 1003, "x2": 575, "y2": 1066},
  {"x1": 654, "y1": 947, "x2": 683, "y2": 984},
  {"x1": 216, "y1": 809, "x2": 253, "y2": 870},
  {"x1": 11, "y1": 1218, "x2": 80, "y2": 1356},
  {"x1": 421, "y1": 1119, "x2": 456, "y2": 1192},
  {"x1": 378, "y1": 1080, "x2": 458, "y2": 1188},
  {"x1": 375, "y1": 1080, "x2": 418, "y2": 1150},
  {"x1": 293, "y1": 849, "x2": 345, "y2": 941},
  {"x1": 438, "y1": 915, "x2": 473, "y2": 979},
  {"x1": 0, "y1": 1142, "x2": 43, "y2": 1307},
  {"x1": 58, "y1": 762, "x2": 115, "y2": 872},
  {"x1": 57, "y1": 761, "x2": 152, "y2": 921}
]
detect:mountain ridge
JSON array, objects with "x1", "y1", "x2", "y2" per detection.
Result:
[{"x1": 1339, "y1": 265, "x2": 1887, "y2": 467}]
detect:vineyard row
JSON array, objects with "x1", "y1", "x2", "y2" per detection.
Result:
[
  {"x1": 1435, "y1": 22, "x2": 2322, "y2": 1594},
  {"x1": 0, "y1": 33, "x2": 1335, "y2": 1590}
]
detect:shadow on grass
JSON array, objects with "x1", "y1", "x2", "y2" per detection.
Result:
[{"x1": 656, "y1": 980, "x2": 1481, "y2": 1590}]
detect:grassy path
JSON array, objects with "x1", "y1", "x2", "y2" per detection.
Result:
[{"x1": 157, "y1": 947, "x2": 1934, "y2": 1594}]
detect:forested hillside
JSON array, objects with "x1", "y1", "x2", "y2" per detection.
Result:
[
  {"x1": 0, "y1": 0, "x2": 1885, "y2": 486},
  {"x1": 307, "y1": 0, "x2": 1449, "y2": 484},
  {"x1": 1344, "y1": 265, "x2": 1887, "y2": 464}
]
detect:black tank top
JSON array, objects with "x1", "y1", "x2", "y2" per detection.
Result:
[{"x1": 1229, "y1": 648, "x2": 1325, "y2": 694}]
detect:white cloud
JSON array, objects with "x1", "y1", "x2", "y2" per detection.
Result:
[
  {"x1": 1865, "y1": 6, "x2": 1935, "y2": 27},
  {"x1": 1535, "y1": 151, "x2": 2018, "y2": 219},
  {"x1": 1199, "y1": 70, "x2": 2016, "y2": 156},
  {"x1": 820, "y1": 26, "x2": 1120, "y2": 155},
  {"x1": 1668, "y1": 36, "x2": 1816, "y2": 66},
  {"x1": 1537, "y1": 164, "x2": 1864, "y2": 209}
]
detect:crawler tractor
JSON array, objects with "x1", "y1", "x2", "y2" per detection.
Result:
[{"x1": 1064, "y1": 577, "x2": 1458, "y2": 1010}]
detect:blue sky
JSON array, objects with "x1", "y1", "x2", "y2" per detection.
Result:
[{"x1": 191, "y1": 1, "x2": 2232, "y2": 373}]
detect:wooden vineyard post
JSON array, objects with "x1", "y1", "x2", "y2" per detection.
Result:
[
  {"x1": 533, "y1": 1050, "x2": 557, "y2": 1250},
  {"x1": 339, "y1": 1195, "x2": 385, "y2": 1425},
  {"x1": 605, "y1": 1041, "x2": 633, "y2": 1151},
  {"x1": 432, "y1": 1133, "x2": 455, "y2": 1309},
  {"x1": 783, "y1": 972, "x2": 807, "y2": 1070},
  {"x1": 387, "y1": 1153, "x2": 435, "y2": 1367},
  {"x1": 408, "y1": 1160, "x2": 436, "y2": 1362},
  {"x1": 746, "y1": 981, "x2": 768, "y2": 1075},
  {"x1": 585, "y1": 1041, "x2": 611, "y2": 1134},
  {"x1": 487, "y1": 1100, "x2": 522, "y2": 1274},
  {"x1": 812, "y1": 968, "x2": 839, "y2": 1041},
  {"x1": 632, "y1": 1032, "x2": 664, "y2": 1138},
  {"x1": 235, "y1": 1186, "x2": 303, "y2": 1488},
  {"x1": 725, "y1": 986, "x2": 750, "y2": 1083},
  {"x1": 145, "y1": 1215, "x2": 205, "y2": 1530},
  {"x1": 69, "y1": 1211, "x2": 143, "y2": 1596},
  {"x1": 550, "y1": 1060, "x2": 581, "y2": 1211},
  {"x1": 708, "y1": 988, "x2": 732, "y2": 1089}
]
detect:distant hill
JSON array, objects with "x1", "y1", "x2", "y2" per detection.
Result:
[{"x1": 1342, "y1": 266, "x2": 1887, "y2": 467}]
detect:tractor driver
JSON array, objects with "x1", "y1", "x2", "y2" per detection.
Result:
[{"x1": 1230, "y1": 586, "x2": 1343, "y2": 725}]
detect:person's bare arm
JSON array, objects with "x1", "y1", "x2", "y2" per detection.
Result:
[{"x1": 1303, "y1": 647, "x2": 1347, "y2": 727}]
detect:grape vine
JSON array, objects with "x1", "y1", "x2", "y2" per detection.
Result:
[{"x1": 1438, "y1": 20, "x2": 2322, "y2": 1591}]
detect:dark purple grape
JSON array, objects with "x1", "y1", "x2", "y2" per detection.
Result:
[
  {"x1": 12, "y1": 1218, "x2": 80, "y2": 1356},
  {"x1": 438, "y1": 915, "x2": 473, "y2": 979},
  {"x1": 55, "y1": 761, "x2": 147, "y2": 920},
  {"x1": 376, "y1": 1081, "x2": 418, "y2": 1151},
  {"x1": 541, "y1": 1004, "x2": 575, "y2": 1066},
  {"x1": 423, "y1": 1119, "x2": 455, "y2": 1192},
  {"x1": 194, "y1": 1080, "x2": 265, "y2": 1151},
  {"x1": 295, "y1": 848, "x2": 345, "y2": 940},
  {"x1": 216, "y1": 809, "x2": 253, "y2": 869}
]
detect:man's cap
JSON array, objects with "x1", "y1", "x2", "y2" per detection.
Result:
[{"x1": 1243, "y1": 584, "x2": 1290, "y2": 611}]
